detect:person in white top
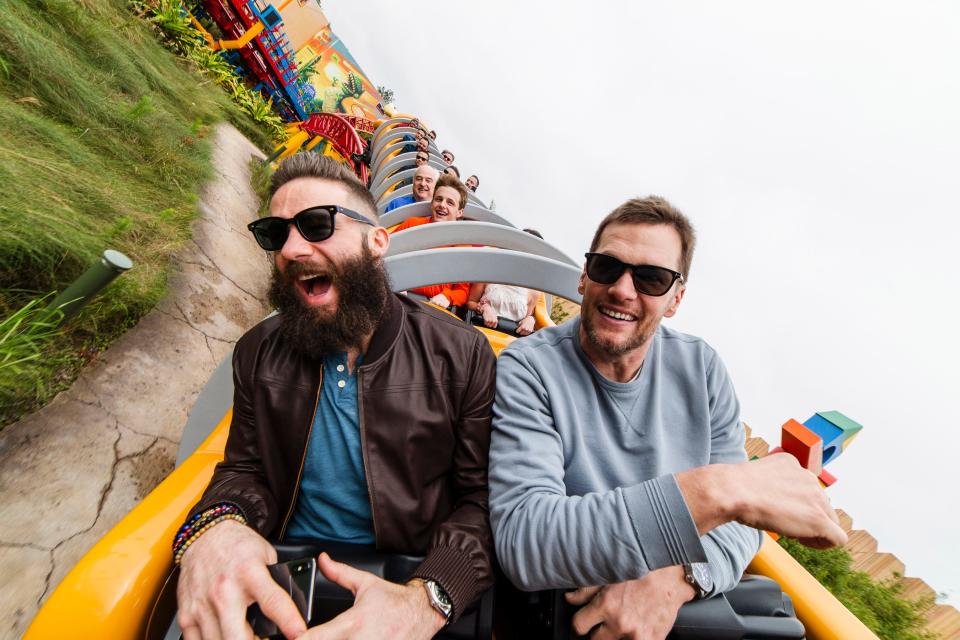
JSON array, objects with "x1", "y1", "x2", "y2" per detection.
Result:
[
  {"x1": 467, "y1": 283, "x2": 540, "y2": 335},
  {"x1": 466, "y1": 228, "x2": 545, "y2": 336}
]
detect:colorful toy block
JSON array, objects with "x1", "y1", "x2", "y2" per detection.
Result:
[
  {"x1": 818, "y1": 468, "x2": 837, "y2": 488},
  {"x1": 802, "y1": 415, "x2": 839, "y2": 465},
  {"x1": 781, "y1": 419, "x2": 824, "y2": 475}
]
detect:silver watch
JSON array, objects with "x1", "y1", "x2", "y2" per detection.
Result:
[
  {"x1": 683, "y1": 562, "x2": 713, "y2": 600},
  {"x1": 423, "y1": 579, "x2": 453, "y2": 622}
]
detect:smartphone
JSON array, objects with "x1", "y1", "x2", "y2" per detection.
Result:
[{"x1": 248, "y1": 557, "x2": 317, "y2": 639}]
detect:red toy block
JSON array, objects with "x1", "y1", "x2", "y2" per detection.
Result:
[
  {"x1": 818, "y1": 468, "x2": 837, "y2": 488},
  {"x1": 781, "y1": 419, "x2": 823, "y2": 475}
]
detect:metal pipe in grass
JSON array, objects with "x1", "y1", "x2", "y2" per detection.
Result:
[{"x1": 45, "y1": 250, "x2": 133, "y2": 326}]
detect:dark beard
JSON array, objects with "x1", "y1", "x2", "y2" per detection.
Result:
[{"x1": 267, "y1": 242, "x2": 392, "y2": 358}]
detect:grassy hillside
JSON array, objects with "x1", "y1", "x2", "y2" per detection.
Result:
[{"x1": 0, "y1": 0, "x2": 272, "y2": 425}]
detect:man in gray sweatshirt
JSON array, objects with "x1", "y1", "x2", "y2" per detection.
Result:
[{"x1": 488, "y1": 197, "x2": 846, "y2": 639}]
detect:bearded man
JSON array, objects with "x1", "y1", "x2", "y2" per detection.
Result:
[
  {"x1": 174, "y1": 154, "x2": 495, "y2": 640},
  {"x1": 489, "y1": 197, "x2": 846, "y2": 640}
]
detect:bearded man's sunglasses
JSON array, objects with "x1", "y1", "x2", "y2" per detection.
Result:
[
  {"x1": 584, "y1": 252, "x2": 684, "y2": 297},
  {"x1": 247, "y1": 205, "x2": 374, "y2": 251}
]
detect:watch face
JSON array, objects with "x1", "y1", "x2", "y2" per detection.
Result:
[
  {"x1": 426, "y1": 580, "x2": 453, "y2": 618},
  {"x1": 691, "y1": 563, "x2": 713, "y2": 592},
  {"x1": 432, "y1": 581, "x2": 452, "y2": 607}
]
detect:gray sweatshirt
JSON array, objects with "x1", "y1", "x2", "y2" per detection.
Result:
[{"x1": 489, "y1": 318, "x2": 762, "y2": 594}]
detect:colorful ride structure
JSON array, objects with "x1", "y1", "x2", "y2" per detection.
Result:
[
  {"x1": 181, "y1": 0, "x2": 390, "y2": 185},
  {"x1": 269, "y1": 112, "x2": 376, "y2": 184},
  {"x1": 187, "y1": 0, "x2": 311, "y2": 121}
]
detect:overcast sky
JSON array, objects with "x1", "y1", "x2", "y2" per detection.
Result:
[{"x1": 325, "y1": 1, "x2": 960, "y2": 604}]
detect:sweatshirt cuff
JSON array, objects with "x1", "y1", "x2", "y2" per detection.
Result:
[
  {"x1": 410, "y1": 545, "x2": 485, "y2": 623},
  {"x1": 622, "y1": 475, "x2": 707, "y2": 570}
]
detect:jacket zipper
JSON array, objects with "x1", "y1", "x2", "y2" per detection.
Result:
[
  {"x1": 357, "y1": 369, "x2": 381, "y2": 545},
  {"x1": 277, "y1": 366, "x2": 323, "y2": 540}
]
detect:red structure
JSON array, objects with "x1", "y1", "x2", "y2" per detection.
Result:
[
  {"x1": 198, "y1": 0, "x2": 308, "y2": 120},
  {"x1": 300, "y1": 113, "x2": 369, "y2": 184}
]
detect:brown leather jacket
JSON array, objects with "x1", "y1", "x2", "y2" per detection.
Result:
[{"x1": 189, "y1": 294, "x2": 496, "y2": 617}]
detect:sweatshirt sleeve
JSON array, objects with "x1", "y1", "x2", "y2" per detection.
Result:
[
  {"x1": 699, "y1": 349, "x2": 762, "y2": 594},
  {"x1": 489, "y1": 348, "x2": 707, "y2": 591}
]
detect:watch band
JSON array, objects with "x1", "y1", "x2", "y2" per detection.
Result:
[{"x1": 422, "y1": 579, "x2": 453, "y2": 623}]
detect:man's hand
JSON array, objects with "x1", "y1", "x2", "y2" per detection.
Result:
[
  {"x1": 301, "y1": 552, "x2": 447, "y2": 639},
  {"x1": 428, "y1": 293, "x2": 451, "y2": 309},
  {"x1": 565, "y1": 566, "x2": 695, "y2": 640},
  {"x1": 177, "y1": 520, "x2": 307, "y2": 640},
  {"x1": 678, "y1": 453, "x2": 847, "y2": 548}
]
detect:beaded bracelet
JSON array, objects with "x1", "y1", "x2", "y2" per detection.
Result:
[
  {"x1": 173, "y1": 503, "x2": 243, "y2": 550},
  {"x1": 172, "y1": 503, "x2": 246, "y2": 563},
  {"x1": 173, "y1": 513, "x2": 247, "y2": 565}
]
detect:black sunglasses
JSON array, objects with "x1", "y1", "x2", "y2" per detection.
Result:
[
  {"x1": 247, "y1": 205, "x2": 374, "y2": 251},
  {"x1": 584, "y1": 252, "x2": 684, "y2": 297}
]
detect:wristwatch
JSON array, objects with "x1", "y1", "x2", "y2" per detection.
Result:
[
  {"x1": 422, "y1": 579, "x2": 453, "y2": 623},
  {"x1": 683, "y1": 562, "x2": 713, "y2": 600}
]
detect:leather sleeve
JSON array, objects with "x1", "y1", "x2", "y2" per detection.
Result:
[
  {"x1": 411, "y1": 333, "x2": 496, "y2": 620},
  {"x1": 185, "y1": 333, "x2": 279, "y2": 535}
]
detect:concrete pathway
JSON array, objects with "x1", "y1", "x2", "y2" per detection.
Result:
[{"x1": 0, "y1": 124, "x2": 271, "y2": 639}]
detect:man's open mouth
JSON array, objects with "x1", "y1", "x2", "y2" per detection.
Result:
[{"x1": 295, "y1": 272, "x2": 334, "y2": 303}]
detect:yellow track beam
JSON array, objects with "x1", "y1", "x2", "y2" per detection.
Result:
[
  {"x1": 211, "y1": 0, "x2": 296, "y2": 51},
  {"x1": 748, "y1": 535, "x2": 878, "y2": 640},
  {"x1": 212, "y1": 21, "x2": 265, "y2": 51}
]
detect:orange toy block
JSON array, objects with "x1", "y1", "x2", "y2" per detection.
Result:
[{"x1": 781, "y1": 419, "x2": 824, "y2": 476}]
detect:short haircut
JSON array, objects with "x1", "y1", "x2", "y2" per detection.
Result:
[
  {"x1": 467, "y1": 174, "x2": 479, "y2": 187},
  {"x1": 434, "y1": 174, "x2": 467, "y2": 211},
  {"x1": 522, "y1": 228, "x2": 543, "y2": 239},
  {"x1": 415, "y1": 163, "x2": 440, "y2": 181},
  {"x1": 270, "y1": 153, "x2": 379, "y2": 223},
  {"x1": 589, "y1": 196, "x2": 696, "y2": 279},
  {"x1": 441, "y1": 149, "x2": 455, "y2": 161},
  {"x1": 445, "y1": 165, "x2": 460, "y2": 177}
]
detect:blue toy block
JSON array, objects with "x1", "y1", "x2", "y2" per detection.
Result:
[{"x1": 803, "y1": 414, "x2": 844, "y2": 466}]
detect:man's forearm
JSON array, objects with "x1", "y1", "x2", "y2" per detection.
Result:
[
  {"x1": 675, "y1": 456, "x2": 847, "y2": 548},
  {"x1": 492, "y1": 475, "x2": 708, "y2": 590},
  {"x1": 675, "y1": 464, "x2": 738, "y2": 535}
]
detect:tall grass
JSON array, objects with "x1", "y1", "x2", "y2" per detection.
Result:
[
  {"x1": 0, "y1": 298, "x2": 65, "y2": 412},
  {"x1": 0, "y1": 0, "x2": 273, "y2": 426}
]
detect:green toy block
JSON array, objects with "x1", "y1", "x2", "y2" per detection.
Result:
[{"x1": 817, "y1": 411, "x2": 863, "y2": 437}]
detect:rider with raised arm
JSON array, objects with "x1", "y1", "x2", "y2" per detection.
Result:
[
  {"x1": 489, "y1": 197, "x2": 846, "y2": 640},
  {"x1": 174, "y1": 154, "x2": 495, "y2": 640}
]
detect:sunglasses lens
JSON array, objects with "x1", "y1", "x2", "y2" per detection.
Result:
[
  {"x1": 296, "y1": 208, "x2": 334, "y2": 242},
  {"x1": 250, "y1": 218, "x2": 289, "y2": 251},
  {"x1": 586, "y1": 254, "x2": 678, "y2": 296},
  {"x1": 632, "y1": 266, "x2": 675, "y2": 296},
  {"x1": 586, "y1": 254, "x2": 625, "y2": 284}
]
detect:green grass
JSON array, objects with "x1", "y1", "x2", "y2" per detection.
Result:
[
  {"x1": 0, "y1": 0, "x2": 275, "y2": 426},
  {"x1": 779, "y1": 537, "x2": 936, "y2": 639}
]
